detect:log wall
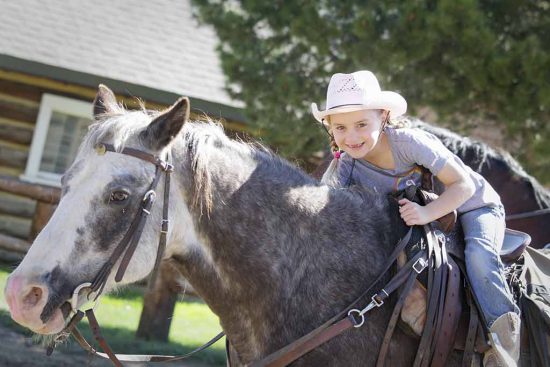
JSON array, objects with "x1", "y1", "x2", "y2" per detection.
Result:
[
  {"x1": 0, "y1": 71, "x2": 244, "y2": 262},
  {"x1": 0, "y1": 77, "x2": 84, "y2": 250}
]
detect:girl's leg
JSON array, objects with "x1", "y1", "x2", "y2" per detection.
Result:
[
  {"x1": 460, "y1": 205, "x2": 521, "y2": 366},
  {"x1": 460, "y1": 205, "x2": 519, "y2": 325}
]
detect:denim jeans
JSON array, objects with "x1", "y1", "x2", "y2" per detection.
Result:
[{"x1": 459, "y1": 204, "x2": 520, "y2": 327}]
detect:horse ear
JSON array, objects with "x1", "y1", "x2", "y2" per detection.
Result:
[
  {"x1": 141, "y1": 97, "x2": 190, "y2": 151},
  {"x1": 93, "y1": 84, "x2": 118, "y2": 117}
]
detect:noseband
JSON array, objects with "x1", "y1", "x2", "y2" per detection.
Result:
[{"x1": 48, "y1": 143, "x2": 224, "y2": 366}]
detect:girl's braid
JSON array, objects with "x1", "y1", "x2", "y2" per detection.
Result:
[{"x1": 329, "y1": 133, "x2": 339, "y2": 154}]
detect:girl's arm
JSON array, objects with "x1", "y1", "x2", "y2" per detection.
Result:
[{"x1": 399, "y1": 158, "x2": 475, "y2": 226}]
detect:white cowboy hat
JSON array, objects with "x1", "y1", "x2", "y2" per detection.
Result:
[{"x1": 311, "y1": 70, "x2": 407, "y2": 124}]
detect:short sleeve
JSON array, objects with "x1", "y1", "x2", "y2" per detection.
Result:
[{"x1": 396, "y1": 129, "x2": 454, "y2": 176}]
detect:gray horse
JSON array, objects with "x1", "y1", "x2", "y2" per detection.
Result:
[{"x1": 5, "y1": 86, "x2": 463, "y2": 366}]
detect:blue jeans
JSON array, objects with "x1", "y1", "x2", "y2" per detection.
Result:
[{"x1": 459, "y1": 205, "x2": 520, "y2": 327}]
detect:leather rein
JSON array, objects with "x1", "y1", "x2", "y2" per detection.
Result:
[{"x1": 46, "y1": 143, "x2": 224, "y2": 366}]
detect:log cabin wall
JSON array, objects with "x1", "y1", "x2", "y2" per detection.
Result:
[
  {"x1": 0, "y1": 78, "x2": 57, "y2": 248},
  {"x1": 0, "y1": 71, "x2": 246, "y2": 262},
  {"x1": 0, "y1": 74, "x2": 102, "y2": 260}
]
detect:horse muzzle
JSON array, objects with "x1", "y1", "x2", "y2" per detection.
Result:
[{"x1": 4, "y1": 273, "x2": 66, "y2": 335}]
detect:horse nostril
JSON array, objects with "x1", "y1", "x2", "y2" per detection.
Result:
[{"x1": 23, "y1": 286, "x2": 44, "y2": 308}]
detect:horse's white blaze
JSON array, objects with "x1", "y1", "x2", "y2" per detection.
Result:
[{"x1": 13, "y1": 161, "x2": 105, "y2": 279}]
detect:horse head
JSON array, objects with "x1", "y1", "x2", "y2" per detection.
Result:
[{"x1": 4, "y1": 85, "x2": 190, "y2": 335}]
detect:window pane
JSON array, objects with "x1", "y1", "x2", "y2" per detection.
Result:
[{"x1": 39, "y1": 111, "x2": 91, "y2": 174}]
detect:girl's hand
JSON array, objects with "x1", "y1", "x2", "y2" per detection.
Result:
[{"x1": 398, "y1": 198, "x2": 432, "y2": 226}]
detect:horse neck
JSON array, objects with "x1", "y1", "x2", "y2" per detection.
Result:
[{"x1": 167, "y1": 137, "x2": 400, "y2": 361}]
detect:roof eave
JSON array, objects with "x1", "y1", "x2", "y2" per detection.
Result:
[{"x1": 0, "y1": 54, "x2": 246, "y2": 123}]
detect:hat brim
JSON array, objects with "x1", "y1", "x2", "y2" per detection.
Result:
[{"x1": 311, "y1": 91, "x2": 407, "y2": 124}]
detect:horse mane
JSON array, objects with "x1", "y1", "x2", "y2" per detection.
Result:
[
  {"x1": 182, "y1": 120, "x2": 271, "y2": 215},
  {"x1": 182, "y1": 119, "x2": 338, "y2": 216},
  {"x1": 409, "y1": 119, "x2": 550, "y2": 209}
]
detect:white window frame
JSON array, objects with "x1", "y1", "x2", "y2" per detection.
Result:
[{"x1": 21, "y1": 94, "x2": 93, "y2": 187}]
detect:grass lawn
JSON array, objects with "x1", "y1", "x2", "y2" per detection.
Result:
[{"x1": 0, "y1": 264, "x2": 226, "y2": 366}]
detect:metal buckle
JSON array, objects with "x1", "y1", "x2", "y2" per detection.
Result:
[
  {"x1": 164, "y1": 163, "x2": 174, "y2": 173},
  {"x1": 347, "y1": 309, "x2": 365, "y2": 328},
  {"x1": 347, "y1": 290, "x2": 388, "y2": 328},
  {"x1": 70, "y1": 282, "x2": 99, "y2": 313},
  {"x1": 413, "y1": 257, "x2": 428, "y2": 274},
  {"x1": 94, "y1": 143, "x2": 107, "y2": 155},
  {"x1": 70, "y1": 282, "x2": 92, "y2": 311},
  {"x1": 143, "y1": 190, "x2": 157, "y2": 203},
  {"x1": 371, "y1": 291, "x2": 385, "y2": 307},
  {"x1": 160, "y1": 219, "x2": 169, "y2": 233}
]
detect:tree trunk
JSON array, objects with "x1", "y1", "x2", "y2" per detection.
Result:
[{"x1": 136, "y1": 261, "x2": 182, "y2": 341}]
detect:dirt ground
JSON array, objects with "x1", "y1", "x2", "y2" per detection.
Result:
[{"x1": 0, "y1": 323, "x2": 217, "y2": 367}]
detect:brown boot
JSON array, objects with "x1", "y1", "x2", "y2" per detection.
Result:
[{"x1": 483, "y1": 312, "x2": 521, "y2": 367}]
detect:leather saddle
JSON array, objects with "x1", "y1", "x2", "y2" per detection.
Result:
[{"x1": 393, "y1": 185, "x2": 531, "y2": 365}]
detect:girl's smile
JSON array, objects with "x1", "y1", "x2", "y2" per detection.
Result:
[{"x1": 346, "y1": 142, "x2": 365, "y2": 150}]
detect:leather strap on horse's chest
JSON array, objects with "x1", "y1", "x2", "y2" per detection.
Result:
[
  {"x1": 252, "y1": 224, "x2": 467, "y2": 367},
  {"x1": 249, "y1": 228, "x2": 415, "y2": 367}
]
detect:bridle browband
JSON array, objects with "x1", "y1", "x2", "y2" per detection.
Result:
[{"x1": 47, "y1": 142, "x2": 224, "y2": 366}]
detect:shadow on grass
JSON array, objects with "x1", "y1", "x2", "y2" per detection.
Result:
[{"x1": 0, "y1": 309, "x2": 226, "y2": 367}]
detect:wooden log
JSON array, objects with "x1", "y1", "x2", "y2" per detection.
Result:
[
  {"x1": 0, "y1": 213, "x2": 31, "y2": 240},
  {"x1": 136, "y1": 261, "x2": 182, "y2": 341},
  {"x1": 0, "y1": 175, "x2": 60, "y2": 203},
  {"x1": 0, "y1": 232, "x2": 31, "y2": 253},
  {"x1": 0, "y1": 144, "x2": 28, "y2": 169},
  {"x1": 0, "y1": 123, "x2": 33, "y2": 145},
  {"x1": 0, "y1": 191, "x2": 36, "y2": 218},
  {"x1": 0, "y1": 99, "x2": 37, "y2": 125},
  {"x1": 0, "y1": 79, "x2": 43, "y2": 103},
  {"x1": 0, "y1": 165, "x2": 23, "y2": 177},
  {"x1": 30, "y1": 202, "x2": 56, "y2": 240}
]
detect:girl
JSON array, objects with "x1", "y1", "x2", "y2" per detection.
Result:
[{"x1": 312, "y1": 70, "x2": 520, "y2": 367}]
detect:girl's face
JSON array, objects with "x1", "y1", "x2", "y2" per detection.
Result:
[{"x1": 329, "y1": 109, "x2": 386, "y2": 160}]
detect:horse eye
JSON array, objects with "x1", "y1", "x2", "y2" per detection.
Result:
[{"x1": 110, "y1": 191, "x2": 129, "y2": 202}]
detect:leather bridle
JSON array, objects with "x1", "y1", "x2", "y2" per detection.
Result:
[{"x1": 46, "y1": 142, "x2": 224, "y2": 366}]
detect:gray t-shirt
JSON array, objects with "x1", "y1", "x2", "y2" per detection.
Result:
[{"x1": 337, "y1": 127, "x2": 501, "y2": 213}]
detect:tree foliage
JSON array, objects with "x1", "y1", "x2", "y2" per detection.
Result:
[{"x1": 191, "y1": 0, "x2": 550, "y2": 183}]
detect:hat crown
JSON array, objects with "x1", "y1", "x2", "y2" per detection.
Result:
[
  {"x1": 326, "y1": 71, "x2": 381, "y2": 110},
  {"x1": 310, "y1": 69, "x2": 407, "y2": 123}
]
